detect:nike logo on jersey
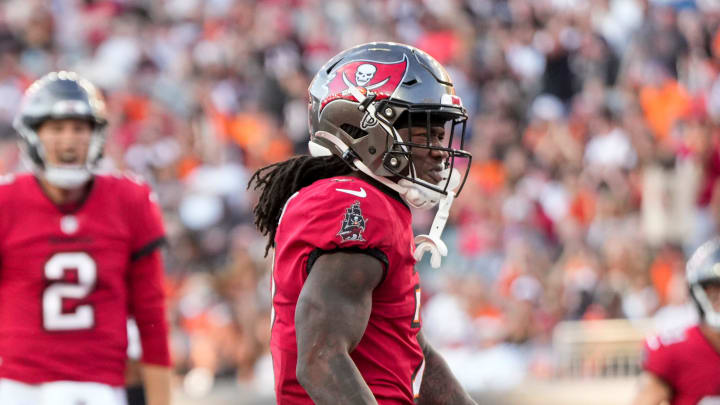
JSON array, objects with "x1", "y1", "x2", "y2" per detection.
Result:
[{"x1": 336, "y1": 187, "x2": 367, "y2": 198}]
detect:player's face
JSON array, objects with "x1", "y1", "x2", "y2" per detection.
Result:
[
  {"x1": 704, "y1": 282, "x2": 720, "y2": 312},
  {"x1": 36, "y1": 118, "x2": 92, "y2": 166},
  {"x1": 397, "y1": 125, "x2": 449, "y2": 185}
]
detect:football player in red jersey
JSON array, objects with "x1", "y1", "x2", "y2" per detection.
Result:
[
  {"x1": 633, "y1": 238, "x2": 720, "y2": 405},
  {"x1": 0, "y1": 71, "x2": 171, "y2": 405},
  {"x1": 249, "y1": 42, "x2": 477, "y2": 404}
]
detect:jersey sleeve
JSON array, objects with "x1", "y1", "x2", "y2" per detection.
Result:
[
  {"x1": 279, "y1": 182, "x2": 393, "y2": 272},
  {"x1": 0, "y1": 175, "x2": 17, "y2": 264},
  {"x1": 128, "y1": 181, "x2": 166, "y2": 260},
  {"x1": 123, "y1": 178, "x2": 170, "y2": 365},
  {"x1": 127, "y1": 249, "x2": 171, "y2": 366},
  {"x1": 642, "y1": 334, "x2": 675, "y2": 383}
]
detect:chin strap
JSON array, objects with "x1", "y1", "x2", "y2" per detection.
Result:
[
  {"x1": 397, "y1": 178, "x2": 445, "y2": 209},
  {"x1": 414, "y1": 193, "x2": 453, "y2": 269},
  {"x1": 413, "y1": 168, "x2": 460, "y2": 269}
]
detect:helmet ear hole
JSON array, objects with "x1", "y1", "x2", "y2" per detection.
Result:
[{"x1": 339, "y1": 124, "x2": 368, "y2": 140}]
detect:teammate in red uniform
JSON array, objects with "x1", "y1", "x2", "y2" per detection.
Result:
[
  {"x1": 0, "y1": 71, "x2": 171, "y2": 405},
  {"x1": 634, "y1": 238, "x2": 720, "y2": 405},
  {"x1": 250, "y1": 42, "x2": 477, "y2": 404}
]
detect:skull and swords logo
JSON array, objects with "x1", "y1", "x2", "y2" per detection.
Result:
[{"x1": 319, "y1": 56, "x2": 409, "y2": 113}]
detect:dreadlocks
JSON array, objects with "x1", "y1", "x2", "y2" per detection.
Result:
[{"x1": 248, "y1": 155, "x2": 354, "y2": 256}]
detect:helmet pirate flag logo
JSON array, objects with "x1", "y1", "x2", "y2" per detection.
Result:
[{"x1": 321, "y1": 56, "x2": 409, "y2": 111}]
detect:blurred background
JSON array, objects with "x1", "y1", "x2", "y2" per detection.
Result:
[{"x1": 1, "y1": 0, "x2": 718, "y2": 403}]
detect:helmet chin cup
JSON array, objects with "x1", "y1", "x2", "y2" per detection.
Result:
[
  {"x1": 42, "y1": 165, "x2": 92, "y2": 189},
  {"x1": 395, "y1": 168, "x2": 462, "y2": 209},
  {"x1": 405, "y1": 187, "x2": 421, "y2": 206},
  {"x1": 397, "y1": 179, "x2": 443, "y2": 209}
]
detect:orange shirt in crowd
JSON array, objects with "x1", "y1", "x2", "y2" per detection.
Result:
[
  {"x1": 471, "y1": 160, "x2": 506, "y2": 195},
  {"x1": 639, "y1": 79, "x2": 691, "y2": 142}
]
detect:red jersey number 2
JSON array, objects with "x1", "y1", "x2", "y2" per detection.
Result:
[{"x1": 42, "y1": 252, "x2": 97, "y2": 331}]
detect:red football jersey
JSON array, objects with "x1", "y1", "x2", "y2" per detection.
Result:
[
  {"x1": 271, "y1": 176, "x2": 425, "y2": 404},
  {"x1": 0, "y1": 173, "x2": 169, "y2": 386},
  {"x1": 642, "y1": 325, "x2": 720, "y2": 405}
]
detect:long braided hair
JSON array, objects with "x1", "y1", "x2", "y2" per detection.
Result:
[{"x1": 248, "y1": 155, "x2": 353, "y2": 256}]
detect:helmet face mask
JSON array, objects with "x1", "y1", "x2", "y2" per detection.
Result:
[
  {"x1": 308, "y1": 42, "x2": 472, "y2": 206},
  {"x1": 13, "y1": 71, "x2": 108, "y2": 189},
  {"x1": 385, "y1": 103, "x2": 471, "y2": 196}
]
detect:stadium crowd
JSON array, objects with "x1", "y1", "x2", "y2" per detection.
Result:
[{"x1": 0, "y1": 0, "x2": 718, "y2": 396}]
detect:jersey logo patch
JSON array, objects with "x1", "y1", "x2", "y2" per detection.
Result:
[
  {"x1": 336, "y1": 187, "x2": 366, "y2": 198},
  {"x1": 337, "y1": 201, "x2": 367, "y2": 242}
]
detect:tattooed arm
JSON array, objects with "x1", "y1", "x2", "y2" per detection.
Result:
[
  {"x1": 294, "y1": 251, "x2": 384, "y2": 404},
  {"x1": 417, "y1": 331, "x2": 478, "y2": 405}
]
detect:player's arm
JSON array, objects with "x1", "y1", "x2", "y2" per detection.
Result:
[
  {"x1": 416, "y1": 331, "x2": 478, "y2": 405},
  {"x1": 141, "y1": 364, "x2": 171, "y2": 405},
  {"x1": 295, "y1": 251, "x2": 384, "y2": 405},
  {"x1": 632, "y1": 372, "x2": 671, "y2": 405},
  {"x1": 128, "y1": 248, "x2": 172, "y2": 405}
]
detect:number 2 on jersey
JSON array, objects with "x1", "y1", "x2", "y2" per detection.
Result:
[{"x1": 43, "y1": 252, "x2": 97, "y2": 331}]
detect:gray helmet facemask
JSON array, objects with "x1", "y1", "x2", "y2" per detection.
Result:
[
  {"x1": 686, "y1": 238, "x2": 720, "y2": 330},
  {"x1": 13, "y1": 71, "x2": 108, "y2": 189}
]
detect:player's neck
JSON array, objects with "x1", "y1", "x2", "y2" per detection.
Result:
[
  {"x1": 699, "y1": 323, "x2": 720, "y2": 353},
  {"x1": 38, "y1": 176, "x2": 90, "y2": 206}
]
